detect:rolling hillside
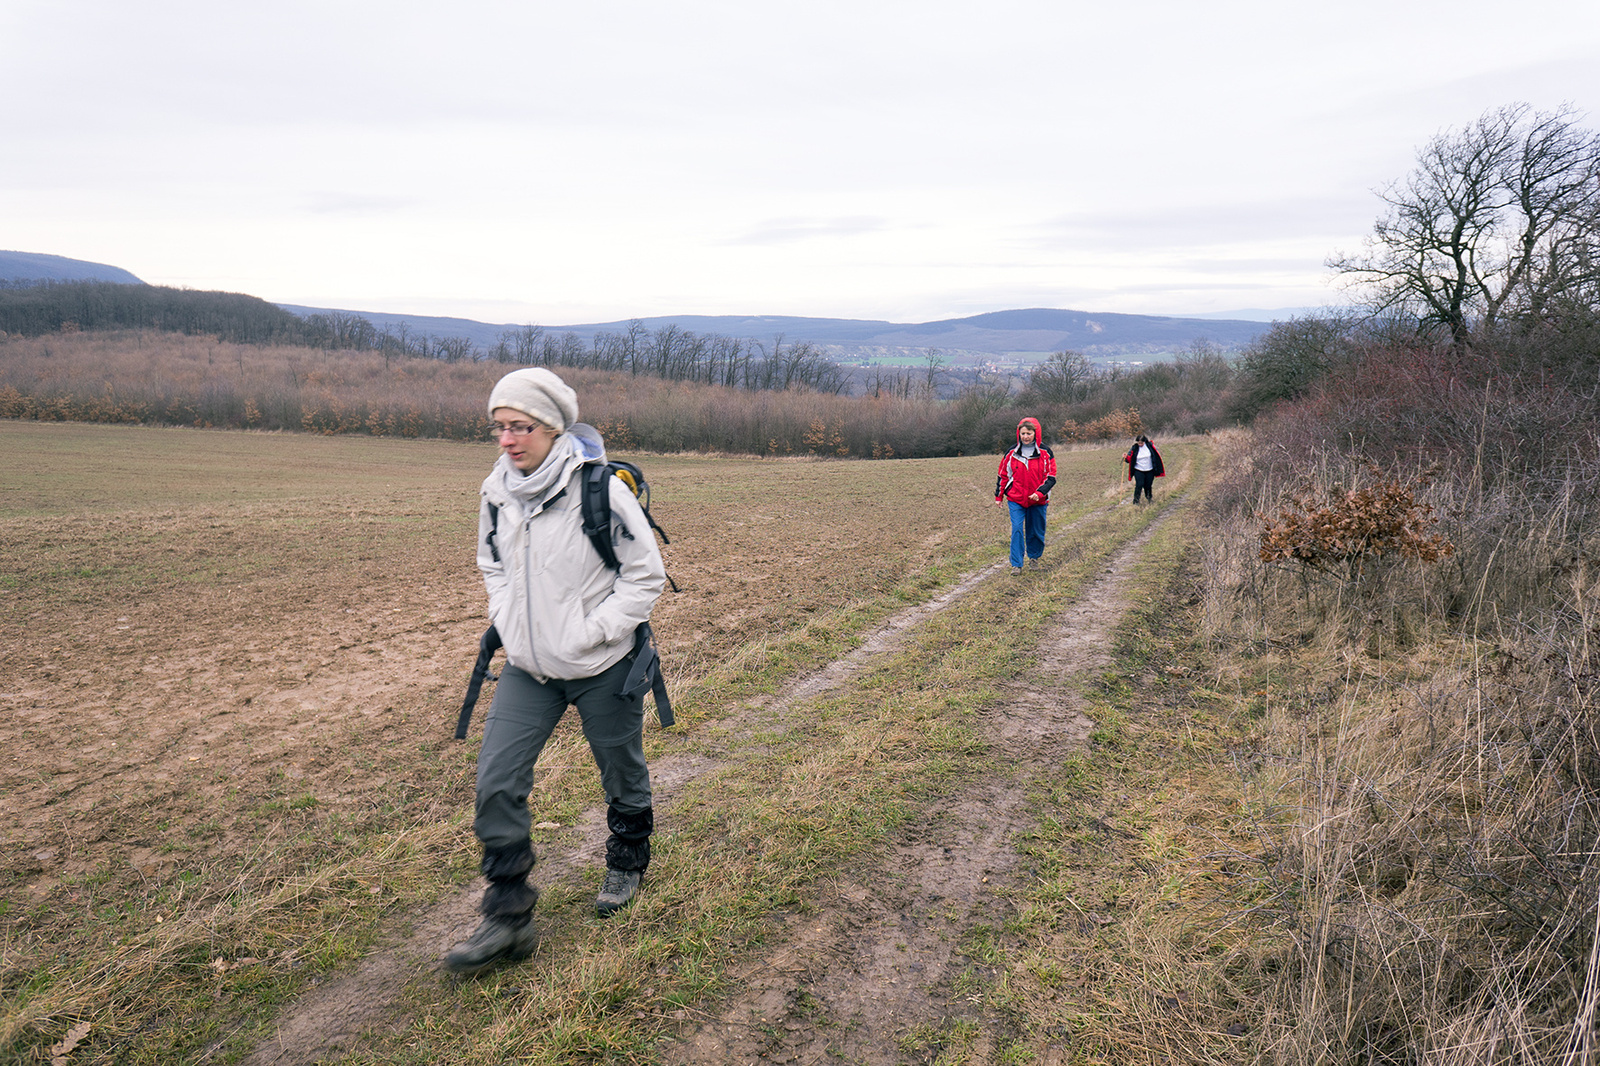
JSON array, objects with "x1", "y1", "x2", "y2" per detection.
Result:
[
  {"x1": 0, "y1": 250, "x2": 144, "y2": 286},
  {"x1": 1, "y1": 249, "x2": 1277, "y2": 363},
  {"x1": 277, "y1": 304, "x2": 1276, "y2": 365}
]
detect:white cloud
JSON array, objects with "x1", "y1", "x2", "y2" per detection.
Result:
[{"x1": 3, "y1": 0, "x2": 1599, "y2": 321}]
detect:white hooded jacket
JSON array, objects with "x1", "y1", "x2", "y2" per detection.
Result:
[{"x1": 477, "y1": 424, "x2": 666, "y2": 681}]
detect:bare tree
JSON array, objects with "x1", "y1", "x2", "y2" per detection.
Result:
[
  {"x1": 624, "y1": 320, "x2": 648, "y2": 376},
  {"x1": 1026, "y1": 350, "x2": 1095, "y2": 404},
  {"x1": 921, "y1": 348, "x2": 947, "y2": 399},
  {"x1": 508, "y1": 324, "x2": 543, "y2": 364},
  {"x1": 590, "y1": 330, "x2": 627, "y2": 372},
  {"x1": 315, "y1": 310, "x2": 377, "y2": 351},
  {"x1": 705, "y1": 334, "x2": 746, "y2": 387},
  {"x1": 435, "y1": 335, "x2": 476, "y2": 362},
  {"x1": 865, "y1": 365, "x2": 901, "y2": 399},
  {"x1": 764, "y1": 334, "x2": 820, "y2": 390},
  {"x1": 1331, "y1": 103, "x2": 1600, "y2": 349},
  {"x1": 650, "y1": 324, "x2": 683, "y2": 379},
  {"x1": 811, "y1": 360, "x2": 853, "y2": 395}
]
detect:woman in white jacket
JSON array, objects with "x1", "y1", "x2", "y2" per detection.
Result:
[{"x1": 446, "y1": 368, "x2": 667, "y2": 976}]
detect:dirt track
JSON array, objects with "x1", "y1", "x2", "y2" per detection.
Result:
[
  {"x1": 1, "y1": 424, "x2": 1186, "y2": 1063},
  {"x1": 243, "y1": 497, "x2": 1175, "y2": 1065}
]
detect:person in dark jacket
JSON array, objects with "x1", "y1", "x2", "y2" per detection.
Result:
[
  {"x1": 1123, "y1": 434, "x2": 1164, "y2": 504},
  {"x1": 994, "y1": 417, "x2": 1056, "y2": 571}
]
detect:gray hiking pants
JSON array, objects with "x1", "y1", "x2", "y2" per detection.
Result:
[{"x1": 474, "y1": 656, "x2": 653, "y2": 855}]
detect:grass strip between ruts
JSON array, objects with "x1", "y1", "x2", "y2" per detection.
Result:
[
  {"x1": 351, "y1": 485, "x2": 1194, "y2": 1064},
  {"x1": 955, "y1": 457, "x2": 1281, "y2": 1064},
  {"x1": 5, "y1": 452, "x2": 1201, "y2": 1066}
]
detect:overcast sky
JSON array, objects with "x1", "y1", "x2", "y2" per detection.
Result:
[{"x1": 5, "y1": 1, "x2": 1599, "y2": 326}]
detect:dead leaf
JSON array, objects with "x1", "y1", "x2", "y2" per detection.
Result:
[{"x1": 50, "y1": 1020, "x2": 90, "y2": 1064}]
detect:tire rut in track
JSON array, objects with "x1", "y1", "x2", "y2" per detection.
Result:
[
  {"x1": 657, "y1": 507, "x2": 1176, "y2": 1064},
  {"x1": 239, "y1": 499, "x2": 1169, "y2": 1065}
]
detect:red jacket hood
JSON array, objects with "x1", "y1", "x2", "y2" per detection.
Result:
[{"x1": 1015, "y1": 417, "x2": 1043, "y2": 445}]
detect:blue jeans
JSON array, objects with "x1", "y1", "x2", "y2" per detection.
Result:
[{"x1": 1007, "y1": 501, "x2": 1047, "y2": 568}]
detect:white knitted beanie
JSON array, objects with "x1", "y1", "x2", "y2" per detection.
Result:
[{"x1": 487, "y1": 367, "x2": 579, "y2": 433}]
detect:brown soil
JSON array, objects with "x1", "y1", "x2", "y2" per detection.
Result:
[
  {"x1": 1, "y1": 422, "x2": 1175, "y2": 1063},
  {"x1": 658, "y1": 513, "x2": 1167, "y2": 1064},
  {"x1": 242, "y1": 502, "x2": 1172, "y2": 1064}
]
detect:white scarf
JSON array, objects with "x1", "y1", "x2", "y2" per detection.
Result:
[{"x1": 487, "y1": 433, "x2": 581, "y2": 511}]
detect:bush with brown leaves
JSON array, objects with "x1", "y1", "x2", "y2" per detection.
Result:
[{"x1": 1258, "y1": 475, "x2": 1454, "y2": 581}]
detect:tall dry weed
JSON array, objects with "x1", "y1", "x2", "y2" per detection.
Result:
[{"x1": 1201, "y1": 431, "x2": 1600, "y2": 1063}]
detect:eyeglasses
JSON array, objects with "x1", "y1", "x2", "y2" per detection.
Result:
[{"x1": 490, "y1": 421, "x2": 543, "y2": 439}]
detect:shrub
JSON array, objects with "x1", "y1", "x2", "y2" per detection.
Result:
[
  {"x1": 1258, "y1": 473, "x2": 1455, "y2": 582},
  {"x1": 1058, "y1": 407, "x2": 1141, "y2": 443},
  {"x1": 1225, "y1": 313, "x2": 1360, "y2": 421}
]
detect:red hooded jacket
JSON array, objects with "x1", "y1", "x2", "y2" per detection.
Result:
[{"x1": 995, "y1": 417, "x2": 1057, "y2": 506}]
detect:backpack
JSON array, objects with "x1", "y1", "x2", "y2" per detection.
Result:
[
  {"x1": 481, "y1": 456, "x2": 677, "y2": 590},
  {"x1": 578, "y1": 459, "x2": 678, "y2": 590},
  {"x1": 458, "y1": 444, "x2": 677, "y2": 739}
]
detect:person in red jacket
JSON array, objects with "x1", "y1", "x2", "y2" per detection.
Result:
[{"x1": 994, "y1": 417, "x2": 1056, "y2": 572}]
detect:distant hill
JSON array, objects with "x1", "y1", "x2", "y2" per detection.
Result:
[
  {"x1": 0, "y1": 250, "x2": 144, "y2": 286},
  {"x1": 1, "y1": 250, "x2": 1277, "y2": 362},
  {"x1": 1176, "y1": 306, "x2": 1328, "y2": 322},
  {"x1": 0, "y1": 281, "x2": 318, "y2": 344},
  {"x1": 278, "y1": 305, "x2": 1275, "y2": 364}
]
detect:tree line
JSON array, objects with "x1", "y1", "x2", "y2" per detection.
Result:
[
  {"x1": 0, "y1": 279, "x2": 1261, "y2": 443},
  {"x1": 476, "y1": 320, "x2": 850, "y2": 394},
  {"x1": 0, "y1": 281, "x2": 313, "y2": 345},
  {"x1": 0, "y1": 282, "x2": 851, "y2": 394}
]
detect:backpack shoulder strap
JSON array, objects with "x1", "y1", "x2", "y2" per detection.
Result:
[
  {"x1": 485, "y1": 501, "x2": 501, "y2": 563},
  {"x1": 580, "y1": 461, "x2": 622, "y2": 571}
]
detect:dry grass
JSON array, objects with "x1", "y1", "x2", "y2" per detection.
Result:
[
  {"x1": 968, "y1": 427, "x2": 1598, "y2": 1065},
  {"x1": 1192, "y1": 435, "x2": 1600, "y2": 1064},
  {"x1": 978, "y1": 468, "x2": 1275, "y2": 1064},
  {"x1": 1, "y1": 416, "x2": 1159, "y2": 1063}
]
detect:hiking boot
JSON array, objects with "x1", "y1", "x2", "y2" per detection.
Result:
[
  {"x1": 1027, "y1": 557, "x2": 1041, "y2": 569},
  {"x1": 1009, "y1": 566, "x2": 1024, "y2": 575},
  {"x1": 596, "y1": 868, "x2": 642, "y2": 916},
  {"x1": 444, "y1": 914, "x2": 537, "y2": 975}
]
